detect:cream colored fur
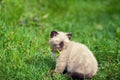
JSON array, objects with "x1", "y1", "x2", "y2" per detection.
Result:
[{"x1": 49, "y1": 31, "x2": 98, "y2": 78}]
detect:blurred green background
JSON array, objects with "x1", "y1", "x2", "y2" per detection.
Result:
[{"x1": 0, "y1": 0, "x2": 120, "y2": 80}]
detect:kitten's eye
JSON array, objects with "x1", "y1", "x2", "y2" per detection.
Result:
[{"x1": 59, "y1": 41, "x2": 64, "y2": 48}]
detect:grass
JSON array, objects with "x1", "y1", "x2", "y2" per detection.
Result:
[{"x1": 0, "y1": 0, "x2": 120, "y2": 80}]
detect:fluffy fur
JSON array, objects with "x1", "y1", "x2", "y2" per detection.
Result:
[{"x1": 49, "y1": 31, "x2": 98, "y2": 79}]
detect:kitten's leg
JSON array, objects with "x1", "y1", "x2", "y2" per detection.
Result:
[
  {"x1": 55, "y1": 57, "x2": 67, "y2": 74},
  {"x1": 54, "y1": 50, "x2": 69, "y2": 74}
]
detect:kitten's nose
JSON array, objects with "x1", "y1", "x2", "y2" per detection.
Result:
[{"x1": 52, "y1": 44, "x2": 56, "y2": 47}]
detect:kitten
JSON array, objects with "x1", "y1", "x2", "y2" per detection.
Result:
[{"x1": 49, "y1": 31, "x2": 98, "y2": 79}]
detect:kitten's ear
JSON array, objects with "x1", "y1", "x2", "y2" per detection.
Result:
[
  {"x1": 50, "y1": 31, "x2": 58, "y2": 38},
  {"x1": 66, "y1": 33, "x2": 72, "y2": 39}
]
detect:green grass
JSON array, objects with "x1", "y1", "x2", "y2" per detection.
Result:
[{"x1": 0, "y1": 0, "x2": 120, "y2": 80}]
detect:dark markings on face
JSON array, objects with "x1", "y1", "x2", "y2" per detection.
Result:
[
  {"x1": 59, "y1": 41, "x2": 64, "y2": 48},
  {"x1": 50, "y1": 31, "x2": 72, "y2": 52}
]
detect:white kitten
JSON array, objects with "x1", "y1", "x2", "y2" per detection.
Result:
[{"x1": 49, "y1": 31, "x2": 98, "y2": 79}]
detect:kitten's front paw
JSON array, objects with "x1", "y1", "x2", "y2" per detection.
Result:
[
  {"x1": 50, "y1": 69, "x2": 60, "y2": 76},
  {"x1": 50, "y1": 69, "x2": 59, "y2": 77},
  {"x1": 54, "y1": 68, "x2": 63, "y2": 74}
]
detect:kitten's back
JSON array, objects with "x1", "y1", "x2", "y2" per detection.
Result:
[{"x1": 66, "y1": 41, "x2": 98, "y2": 78}]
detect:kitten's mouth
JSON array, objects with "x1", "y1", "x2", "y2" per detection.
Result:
[
  {"x1": 52, "y1": 47, "x2": 57, "y2": 52},
  {"x1": 52, "y1": 47, "x2": 62, "y2": 52}
]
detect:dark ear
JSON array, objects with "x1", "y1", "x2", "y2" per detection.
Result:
[
  {"x1": 66, "y1": 33, "x2": 72, "y2": 39},
  {"x1": 50, "y1": 31, "x2": 58, "y2": 38}
]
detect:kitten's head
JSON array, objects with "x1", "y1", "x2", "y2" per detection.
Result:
[{"x1": 49, "y1": 31, "x2": 72, "y2": 52}]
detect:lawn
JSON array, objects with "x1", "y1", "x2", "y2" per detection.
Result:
[{"x1": 0, "y1": 0, "x2": 120, "y2": 80}]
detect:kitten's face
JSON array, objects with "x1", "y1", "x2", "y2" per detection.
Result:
[{"x1": 49, "y1": 31, "x2": 72, "y2": 52}]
